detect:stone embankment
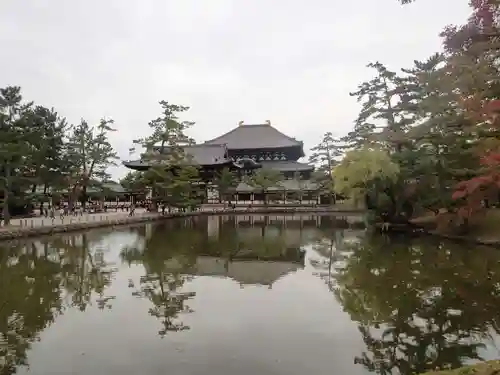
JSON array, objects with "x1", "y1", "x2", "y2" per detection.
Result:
[{"x1": 0, "y1": 206, "x2": 364, "y2": 241}]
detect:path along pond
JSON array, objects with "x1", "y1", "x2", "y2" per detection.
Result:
[{"x1": 2, "y1": 214, "x2": 500, "y2": 375}]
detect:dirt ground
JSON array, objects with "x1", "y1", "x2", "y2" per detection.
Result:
[
  {"x1": 420, "y1": 360, "x2": 500, "y2": 375},
  {"x1": 410, "y1": 208, "x2": 500, "y2": 242}
]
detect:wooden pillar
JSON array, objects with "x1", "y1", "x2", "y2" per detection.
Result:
[
  {"x1": 251, "y1": 193, "x2": 254, "y2": 204},
  {"x1": 283, "y1": 190, "x2": 286, "y2": 204}
]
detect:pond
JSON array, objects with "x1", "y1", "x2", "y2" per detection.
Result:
[{"x1": 1, "y1": 214, "x2": 500, "y2": 375}]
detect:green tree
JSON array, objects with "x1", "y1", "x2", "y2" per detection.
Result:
[
  {"x1": 131, "y1": 101, "x2": 199, "y2": 210},
  {"x1": 309, "y1": 132, "x2": 342, "y2": 203},
  {"x1": 0, "y1": 86, "x2": 33, "y2": 225},
  {"x1": 244, "y1": 168, "x2": 282, "y2": 205},
  {"x1": 65, "y1": 119, "x2": 118, "y2": 208},
  {"x1": 333, "y1": 148, "x2": 400, "y2": 213},
  {"x1": 132, "y1": 100, "x2": 194, "y2": 158},
  {"x1": 346, "y1": 62, "x2": 415, "y2": 152},
  {"x1": 213, "y1": 167, "x2": 238, "y2": 203},
  {"x1": 151, "y1": 165, "x2": 202, "y2": 211},
  {"x1": 23, "y1": 106, "x2": 68, "y2": 196},
  {"x1": 119, "y1": 171, "x2": 146, "y2": 192}
]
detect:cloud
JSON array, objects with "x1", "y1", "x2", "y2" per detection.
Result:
[{"x1": 0, "y1": 0, "x2": 471, "y2": 179}]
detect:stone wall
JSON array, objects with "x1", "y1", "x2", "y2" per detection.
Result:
[{"x1": 0, "y1": 207, "x2": 365, "y2": 241}]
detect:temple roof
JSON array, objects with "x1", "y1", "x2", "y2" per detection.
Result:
[
  {"x1": 204, "y1": 123, "x2": 303, "y2": 150},
  {"x1": 260, "y1": 160, "x2": 313, "y2": 172},
  {"x1": 179, "y1": 144, "x2": 230, "y2": 164},
  {"x1": 192, "y1": 256, "x2": 302, "y2": 286},
  {"x1": 123, "y1": 144, "x2": 232, "y2": 168}
]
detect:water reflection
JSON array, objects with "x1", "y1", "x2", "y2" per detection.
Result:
[
  {"x1": 120, "y1": 215, "x2": 330, "y2": 336},
  {"x1": 3, "y1": 214, "x2": 500, "y2": 375},
  {"x1": 323, "y1": 233, "x2": 500, "y2": 374},
  {"x1": 0, "y1": 231, "x2": 117, "y2": 374},
  {"x1": 1, "y1": 214, "x2": 347, "y2": 374}
]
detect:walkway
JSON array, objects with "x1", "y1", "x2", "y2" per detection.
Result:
[{"x1": 1, "y1": 208, "x2": 153, "y2": 230}]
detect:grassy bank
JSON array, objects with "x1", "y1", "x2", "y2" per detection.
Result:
[{"x1": 420, "y1": 360, "x2": 500, "y2": 375}]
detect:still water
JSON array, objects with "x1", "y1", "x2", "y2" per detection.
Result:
[{"x1": 1, "y1": 214, "x2": 500, "y2": 375}]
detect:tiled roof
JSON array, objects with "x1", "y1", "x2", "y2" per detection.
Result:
[
  {"x1": 204, "y1": 124, "x2": 302, "y2": 150},
  {"x1": 164, "y1": 256, "x2": 302, "y2": 286},
  {"x1": 260, "y1": 160, "x2": 314, "y2": 172},
  {"x1": 124, "y1": 144, "x2": 231, "y2": 167},
  {"x1": 181, "y1": 144, "x2": 231, "y2": 164}
]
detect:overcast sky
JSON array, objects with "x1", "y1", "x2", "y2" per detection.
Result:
[{"x1": 1, "y1": 0, "x2": 470, "y2": 179}]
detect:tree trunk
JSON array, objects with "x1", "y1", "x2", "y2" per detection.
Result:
[
  {"x1": 2, "y1": 166, "x2": 11, "y2": 225},
  {"x1": 68, "y1": 183, "x2": 80, "y2": 211},
  {"x1": 150, "y1": 185, "x2": 158, "y2": 210},
  {"x1": 81, "y1": 185, "x2": 88, "y2": 209}
]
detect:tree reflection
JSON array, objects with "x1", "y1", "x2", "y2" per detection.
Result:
[
  {"x1": 332, "y1": 234, "x2": 500, "y2": 374},
  {"x1": 0, "y1": 232, "x2": 116, "y2": 374},
  {"x1": 120, "y1": 216, "x2": 319, "y2": 336},
  {"x1": 49, "y1": 233, "x2": 116, "y2": 311},
  {"x1": 121, "y1": 219, "x2": 201, "y2": 337},
  {"x1": 0, "y1": 242, "x2": 62, "y2": 375}
]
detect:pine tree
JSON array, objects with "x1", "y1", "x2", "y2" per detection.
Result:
[
  {"x1": 132, "y1": 101, "x2": 200, "y2": 209},
  {"x1": 23, "y1": 106, "x2": 68, "y2": 196},
  {"x1": 309, "y1": 132, "x2": 342, "y2": 203},
  {"x1": 66, "y1": 118, "x2": 118, "y2": 208},
  {"x1": 213, "y1": 167, "x2": 238, "y2": 203},
  {"x1": 0, "y1": 86, "x2": 33, "y2": 224}
]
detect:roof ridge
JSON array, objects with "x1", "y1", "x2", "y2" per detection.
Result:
[
  {"x1": 204, "y1": 126, "x2": 241, "y2": 144},
  {"x1": 161, "y1": 143, "x2": 226, "y2": 148},
  {"x1": 204, "y1": 122, "x2": 301, "y2": 146},
  {"x1": 268, "y1": 124, "x2": 301, "y2": 143},
  {"x1": 186, "y1": 143, "x2": 226, "y2": 148}
]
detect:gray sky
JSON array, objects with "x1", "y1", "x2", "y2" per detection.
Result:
[{"x1": 0, "y1": 0, "x2": 470, "y2": 179}]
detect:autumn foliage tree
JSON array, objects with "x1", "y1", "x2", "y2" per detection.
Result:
[
  {"x1": 326, "y1": 0, "x2": 500, "y2": 229},
  {"x1": 452, "y1": 153, "x2": 500, "y2": 214},
  {"x1": 333, "y1": 0, "x2": 500, "y2": 230}
]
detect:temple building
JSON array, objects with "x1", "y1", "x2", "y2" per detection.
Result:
[{"x1": 123, "y1": 121, "x2": 320, "y2": 204}]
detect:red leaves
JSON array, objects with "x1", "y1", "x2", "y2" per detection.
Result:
[
  {"x1": 452, "y1": 175, "x2": 494, "y2": 199},
  {"x1": 481, "y1": 152, "x2": 500, "y2": 166},
  {"x1": 469, "y1": 0, "x2": 497, "y2": 30},
  {"x1": 483, "y1": 100, "x2": 500, "y2": 118},
  {"x1": 452, "y1": 152, "x2": 500, "y2": 217},
  {"x1": 442, "y1": 0, "x2": 499, "y2": 52}
]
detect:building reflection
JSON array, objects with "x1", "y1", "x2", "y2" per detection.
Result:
[
  {"x1": 120, "y1": 214, "x2": 356, "y2": 336},
  {"x1": 0, "y1": 214, "x2": 363, "y2": 373}
]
